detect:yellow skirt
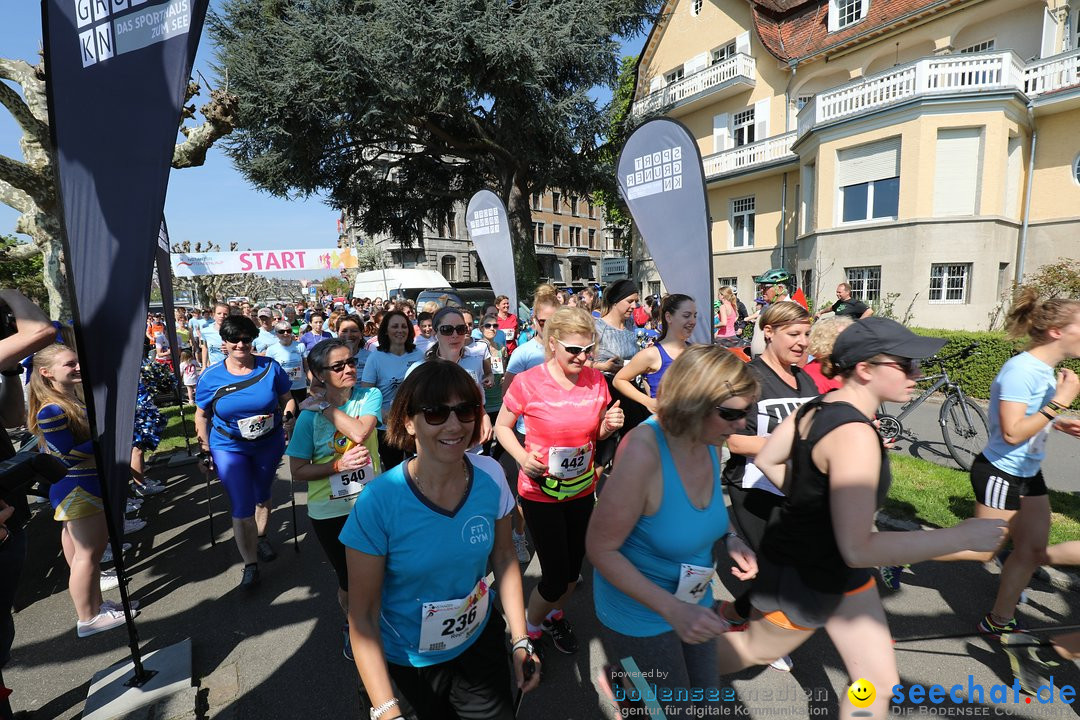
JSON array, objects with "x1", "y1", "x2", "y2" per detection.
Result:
[{"x1": 53, "y1": 486, "x2": 104, "y2": 521}]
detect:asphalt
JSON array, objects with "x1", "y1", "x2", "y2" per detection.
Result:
[{"x1": 5, "y1": 435, "x2": 1080, "y2": 720}]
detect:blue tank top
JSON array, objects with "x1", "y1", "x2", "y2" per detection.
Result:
[
  {"x1": 593, "y1": 417, "x2": 728, "y2": 637},
  {"x1": 644, "y1": 343, "x2": 677, "y2": 398}
]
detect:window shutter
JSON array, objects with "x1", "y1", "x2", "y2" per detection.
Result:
[
  {"x1": 736, "y1": 31, "x2": 751, "y2": 55},
  {"x1": 836, "y1": 137, "x2": 900, "y2": 186},
  {"x1": 933, "y1": 128, "x2": 981, "y2": 217},
  {"x1": 685, "y1": 52, "x2": 708, "y2": 74},
  {"x1": 714, "y1": 113, "x2": 730, "y2": 152},
  {"x1": 1004, "y1": 136, "x2": 1022, "y2": 218},
  {"x1": 827, "y1": 0, "x2": 839, "y2": 32},
  {"x1": 649, "y1": 76, "x2": 663, "y2": 93},
  {"x1": 1042, "y1": 7, "x2": 1057, "y2": 58},
  {"x1": 753, "y1": 97, "x2": 770, "y2": 140}
]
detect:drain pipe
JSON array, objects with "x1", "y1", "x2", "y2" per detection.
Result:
[
  {"x1": 1016, "y1": 102, "x2": 1036, "y2": 286},
  {"x1": 780, "y1": 173, "x2": 788, "y2": 268}
]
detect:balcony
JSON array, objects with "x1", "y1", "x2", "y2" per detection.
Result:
[
  {"x1": 566, "y1": 246, "x2": 594, "y2": 257},
  {"x1": 797, "y1": 49, "x2": 1080, "y2": 137},
  {"x1": 632, "y1": 54, "x2": 756, "y2": 118},
  {"x1": 702, "y1": 131, "x2": 797, "y2": 181}
]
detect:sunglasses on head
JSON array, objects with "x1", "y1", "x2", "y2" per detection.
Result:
[
  {"x1": 869, "y1": 358, "x2": 920, "y2": 376},
  {"x1": 482, "y1": 323, "x2": 499, "y2": 330},
  {"x1": 322, "y1": 357, "x2": 359, "y2": 373},
  {"x1": 715, "y1": 405, "x2": 751, "y2": 422},
  {"x1": 556, "y1": 339, "x2": 595, "y2": 356},
  {"x1": 438, "y1": 324, "x2": 469, "y2": 336},
  {"x1": 420, "y1": 402, "x2": 483, "y2": 425}
]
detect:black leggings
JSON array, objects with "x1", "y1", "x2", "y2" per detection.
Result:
[
  {"x1": 520, "y1": 495, "x2": 594, "y2": 603},
  {"x1": 309, "y1": 515, "x2": 349, "y2": 592},
  {"x1": 725, "y1": 484, "x2": 784, "y2": 620}
]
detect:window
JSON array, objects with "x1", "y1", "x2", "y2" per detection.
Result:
[
  {"x1": 533, "y1": 221, "x2": 545, "y2": 243},
  {"x1": 1073, "y1": 154, "x2": 1080, "y2": 185},
  {"x1": 446, "y1": 212, "x2": 457, "y2": 238},
  {"x1": 731, "y1": 196, "x2": 755, "y2": 248},
  {"x1": 733, "y1": 108, "x2": 755, "y2": 147},
  {"x1": 665, "y1": 67, "x2": 685, "y2": 85},
  {"x1": 929, "y1": 264, "x2": 971, "y2": 304},
  {"x1": 570, "y1": 196, "x2": 579, "y2": 216},
  {"x1": 835, "y1": 0, "x2": 866, "y2": 29},
  {"x1": 552, "y1": 223, "x2": 563, "y2": 246},
  {"x1": 441, "y1": 255, "x2": 457, "y2": 282},
  {"x1": 959, "y1": 40, "x2": 995, "y2": 53},
  {"x1": 588, "y1": 228, "x2": 596, "y2": 249},
  {"x1": 532, "y1": 193, "x2": 542, "y2": 211},
  {"x1": 569, "y1": 227, "x2": 583, "y2": 246},
  {"x1": 933, "y1": 128, "x2": 982, "y2": 217},
  {"x1": 846, "y1": 266, "x2": 881, "y2": 302},
  {"x1": 796, "y1": 94, "x2": 814, "y2": 111},
  {"x1": 648, "y1": 281, "x2": 661, "y2": 296},
  {"x1": 711, "y1": 41, "x2": 737, "y2": 65},
  {"x1": 552, "y1": 191, "x2": 561, "y2": 214},
  {"x1": 587, "y1": 201, "x2": 595, "y2": 218},
  {"x1": 717, "y1": 276, "x2": 738, "y2": 295},
  {"x1": 837, "y1": 138, "x2": 901, "y2": 224},
  {"x1": 997, "y1": 262, "x2": 1011, "y2": 298},
  {"x1": 842, "y1": 178, "x2": 899, "y2": 222},
  {"x1": 691, "y1": 0, "x2": 703, "y2": 15}
]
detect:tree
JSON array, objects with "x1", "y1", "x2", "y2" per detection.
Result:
[
  {"x1": 1025, "y1": 259, "x2": 1080, "y2": 299},
  {"x1": 211, "y1": 0, "x2": 661, "y2": 296},
  {"x1": 0, "y1": 52, "x2": 238, "y2": 320},
  {"x1": 592, "y1": 55, "x2": 638, "y2": 254},
  {"x1": 0, "y1": 233, "x2": 47, "y2": 311}
]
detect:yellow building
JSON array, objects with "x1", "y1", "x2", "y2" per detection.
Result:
[{"x1": 632, "y1": 0, "x2": 1080, "y2": 328}]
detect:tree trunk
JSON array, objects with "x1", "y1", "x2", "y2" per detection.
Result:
[{"x1": 505, "y1": 171, "x2": 538, "y2": 300}]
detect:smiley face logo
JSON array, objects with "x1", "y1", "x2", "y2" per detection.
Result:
[{"x1": 848, "y1": 678, "x2": 876, "y2": 709}]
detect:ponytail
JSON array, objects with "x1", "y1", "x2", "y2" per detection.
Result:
[{"x1": 1006, "y1": 287, "x2": 1080, "y2": 347}]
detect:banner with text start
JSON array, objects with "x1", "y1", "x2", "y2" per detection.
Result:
[{"x1": 172, "y1": 247, "x2": 360, "y2": 276}]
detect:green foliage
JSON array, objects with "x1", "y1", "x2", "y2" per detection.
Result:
[
  {"x1": 1025, "y1": 258, "x2": 1080, "y2": 298},
  {"x1": 320, "y1": 276, "x2": 351, "y2": 297},
  {"x1": 593, "y1": 55, "x2": 638, "y2": 243},
  {"x1": 0, "y1": 235, "x2": 48, "y2": 313},
  {"x1": 910, "y1": 327, "x2": 1080, "y2": 408}
]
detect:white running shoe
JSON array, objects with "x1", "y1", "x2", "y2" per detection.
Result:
[
  {"x1": 77, "y1": 609, "x2": 126, "y2": 637},
  {"x1": 769, "y1": 655, "x2": 794, "y2": 672},
  {"x1": 124, "y1": 518, "x2": 147, "y2": 534},
  {"x1": 99, "y1": 569, "x2": 120, "y2": 591},
  {"x1": 512, "y1": 531, "x2": 531, "y2": 563}
]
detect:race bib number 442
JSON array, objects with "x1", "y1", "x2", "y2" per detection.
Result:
[{"x1": 548, "y1": 444, "x2": 593, "y2": 480}]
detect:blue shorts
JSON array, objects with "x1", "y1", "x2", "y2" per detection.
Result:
[{"x1": 211, "y1": 439, "x2": 284, "y2": 519}]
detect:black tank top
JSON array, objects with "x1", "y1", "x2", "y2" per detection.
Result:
[{"x1": 760, "y1": 397, "x2": 891, "y2": 594}]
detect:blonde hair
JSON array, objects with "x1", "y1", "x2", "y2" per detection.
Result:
[
  {"x1": 759, "y1": 301, "x2": 810, "y2": 332},
  {"x1": 656, "y1": 346, "x2": 758, "y2": 441},
  {"x1": 27, "y1": 344, "x2": 90, "y2": 445},
  {"x1": 1006, "y1": 286, "x2": 1080, "y2": 347},
  {"x1": 807, "y1": 315, "x2": 854, "y2": 362},
  {"x1": 542, "y1": 307, "x2": 596, "y2": 358},
  {"x1": 718, "y1": 286, "x2": 736, "y2": 304}
]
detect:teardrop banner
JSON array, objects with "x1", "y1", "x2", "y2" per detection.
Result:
[
  {"x1": 466, "y1": 190, "x2": 518, "y2": 313},
  {"x1": 616, "y1": 118, "x2": 714, "y2": 344}
]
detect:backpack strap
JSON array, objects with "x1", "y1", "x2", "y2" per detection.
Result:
[{"x1": 207, "y1": 363, "x2": 274, "y2": 429}]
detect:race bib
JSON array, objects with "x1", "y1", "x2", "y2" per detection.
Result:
[
  {"x1": 673, "y1": 563, "x2": 715, "y2": 604},
  {"x1": 548, "y1": 444, "x2": 593, "y2": 480},
  {"x1": 328, "y1": 460, "x2": 374, "y2": 500},
  {"x1": 286, "y1": 365, "x2": 303, "y2": 381},
  {"x1": 1028, "y1": 426, "x2": 1050, "y2": 456},
  {"x1": 504, "y1": 327, "x2": 516, "y2": 341},
  {"x1": 418, "y1": 578, "x2": 490, "y2": 654},
  {"x1": 490, "y1": 354, "x2": 504, "y2": 375},
  {"x1": 236, "y1": 413, "x2": 275, "y2": 440}
]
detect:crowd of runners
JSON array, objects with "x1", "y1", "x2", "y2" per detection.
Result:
[{"x1": 1, "y1": 271, "x2": 1080, "y2": 720}]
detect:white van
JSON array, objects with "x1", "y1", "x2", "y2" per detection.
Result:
[{"x1": 351, "y1": 268, "x2": 452, "y2": 302}]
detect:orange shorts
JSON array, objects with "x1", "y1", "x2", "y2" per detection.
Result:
[{"x1": 761, "y1": 577, "x2": 876, "y2": 631}]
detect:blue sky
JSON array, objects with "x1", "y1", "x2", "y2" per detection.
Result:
[{"x1": 0, "y1": 3, "x2": 645, "y2": 279}]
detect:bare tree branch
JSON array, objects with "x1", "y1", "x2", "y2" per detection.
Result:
[
  {"x1": 0, "y1": 176, "x2": 35, "y2": 215},
  {"x1": 0, "y1": 81, "x2": 48, "y2": 144},
  {"x1": 173, "y1": 87, "x2": 239, "y2": 168},
  {"x1": 0, "y1": 153, "x2": 51, "y2": 206},
  {"x1": 0, "y1": 58, "x2": 49, "y2": 124}
]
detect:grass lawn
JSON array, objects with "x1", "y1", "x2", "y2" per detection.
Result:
[
  {"x1": 885, "y1": 453, "x2": 1080, "y2": 544},
  {"x1": 149, "y1": 403, "x2": 200, "y2": 457}
]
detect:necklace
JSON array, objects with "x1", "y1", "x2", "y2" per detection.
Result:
[{"x1": 412, "y1": 458, "x2": 469, "y2": 505}]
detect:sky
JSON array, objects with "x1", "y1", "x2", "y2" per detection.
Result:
[{"x1": 0, "y1": 3, "x2": 646, "y2": 280}]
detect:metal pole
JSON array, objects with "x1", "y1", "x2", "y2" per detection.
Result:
[
  {"x1": 1015, "y1": 103, "x2": 1037, "y2": 286},
  {"x1": 290, "y1": 477, "x2": 300, "y2": 553}
]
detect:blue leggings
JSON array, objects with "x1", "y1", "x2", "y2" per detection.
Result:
[{"x1": 210, "y1": 443, "x2": 282, "y2": 519}]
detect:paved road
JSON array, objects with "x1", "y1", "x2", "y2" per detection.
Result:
[{"x1": 6, "y1": 454, "x2": 1080, "y2": 720}]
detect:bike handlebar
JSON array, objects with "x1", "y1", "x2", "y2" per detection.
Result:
[{"x1": 928, "y1": 342, "x2": 979, "y2": 365}]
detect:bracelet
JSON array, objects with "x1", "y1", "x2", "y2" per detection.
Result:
[
  {"x1": 1048, "y1": 400, "x2": 1067, "y2": 413},
  {"x1": 370, "y1": 698, "x2": 399, "y2": 720},
  {"x1": 1040, "y1": 409, "x2": 1057, "y2": 422}
]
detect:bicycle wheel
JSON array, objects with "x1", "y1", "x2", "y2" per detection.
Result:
[{"x1": 941, "y1": 395, "x2": 989, "y2": 471}]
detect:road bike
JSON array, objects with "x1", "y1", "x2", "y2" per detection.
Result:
[{"x1": 876, "y1": 343, "x2": 989, "y2": 471}]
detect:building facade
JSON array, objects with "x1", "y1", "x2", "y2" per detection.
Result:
[{"x1": 632, "y1": 0, "x2": 1080, "y2": 329}]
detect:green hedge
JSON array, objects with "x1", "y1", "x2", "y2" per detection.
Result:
[{"x1": 909, "y1": 328, "x2": 1080, "y2": 408}]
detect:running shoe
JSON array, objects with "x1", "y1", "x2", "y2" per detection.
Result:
[
  {"x1": 133, "y1": 483, "x2": 164, "y2": 498},
  {"x1": 101, "y1": 542, "x2": 132, "y2": 565},
  {"x1": 342, "y1": 623, "x2": 354, "y2": 661},
  {"x1": 716, "y1": 601, "x2": 748, "y2": 632},
  {"x1": 77, "y1": 609, "x2": 126, "y2": 637},
  {"x1": 542, "y1": 614, "x2": 578, "y2": 655},
  {"x1": 879, "y1": 565, "x2": 904, "y2": 591},
  {"x1": 511, "y1": 531, "x2": 531, "y2": 564},
  {"x1": 124, "y1": 518, "x2": 147, "y2": 534},
  {"x1": 1001, "y1": 633, "x2": 1062, "y2": 696},
  {"x1": 101, "y1": 599, "x2": 139, "y2": 612},
  {"x1": 769, "y1": 655, "x2": 794, "y2": 672},
  {"x1": 257, "y1": 538, "x2": 278, "y2": 563},
  {"x1": 239, "y1": 563, "x2": 260, "y2": 590},
  {"x1": 978, "y1": 613, "x2": 1019, "y2": 638},
  {"x1": 99, "y1": 569, "x2": 119, "y2": 592}
]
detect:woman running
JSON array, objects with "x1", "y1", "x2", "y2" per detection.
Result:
[
  {"x1": 612, "y1": 294, "x2": 696, "y2": 415},
  {"x1": 194, "y1": 315, "x2": 296, "y2": 588},
  {"x1": 477, "y1": 313, "x2": 508, "y2": 457},
  {"x1": 265, "y1": 321, "x2": 308, "y2": 405},
  {"x1": 715, "y1": 287, "x2": 738, "y2": 346},
  {"x1": 199, "y1": 302, "x2": 230, "y2": 369},
  {"x1": 495, "y1": 307, "x2": 624, "y2": 657},
  {"x1": 343, "y1": 361, "x2": 540, "y2": 719},
  {"x1": 360, "y1": 310, "x2": 422, "y2": 470},
  {"x1": 334, "y1": 315, "x2": 370, "y2": 377},
  {"x1": 593, "y1": 280, "x2": 648, "y2": 464},
  {"x1": 589, "y1": 346, "x2": 758, "y2": 714},
  {"x1": 715, "y1": 317, "x2": 1007, "y2": 719},
  {"x1": 286, "y1": 338, "x2": 381, "y2": 660},
  {"x1": 495, "y1": 295, "x2": 520, "y2": 356}
]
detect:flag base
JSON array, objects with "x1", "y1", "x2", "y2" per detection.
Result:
[{"x1": 82, "y1": 638, "x2": 192, "y2": 720}]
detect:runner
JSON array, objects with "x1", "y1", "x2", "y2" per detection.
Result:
[
  {"x1": 588, "y1": 347, "x2": 758, "y2": 715},
  {"x1": 495, "y1": 295, "x2": 520, "y2": 355},
  {"x1": 748, "y1": 270, "x2": 795, "y2": 359},
  {"x1": 715, "y1": 287, "x2": 738, "y2": 345},
  {"x1": 200, "y1": 303, "x2": 230, "y2": 370},
  {"x1": 714, "y1": 317, "x2": 1007, "y2": 719},
  {"x1": 334, "y1": 315, "x2": 370, "y2": 377},
  {"x1": 802, "y1": 315, "x2": 854, "y2": 393},
  {"x1": 612, "y1": 294, "x2": 696, "y2": 415},
  {"x1": 495, "y1": 307, "x2": 624, "y2": 656},
  {"x1": 254, "y1": 308, "x2": 278, "y2": 354},
  {"x1": 717, "y1": 301, "x2": 816, "y2": 672},
  {"x1": 593, "y1": 280, "x2": 649, "y2": 462},
  {"x1": 299, "y1": 312, "x2": 333, "y2": 355},
  {"x1": 179, "y1": 349, "x2": 201, "y2": 404},
  {"x1": 342, "y1": 361, "x2": 540, "y2": 719},
  {"x1": 414, "y1": 311, "x2": 436, "y2": 355},
  {"x1": 265, "y1": 321, "x2": 308, "y2": 405},
  {"x1": 360, "y1": 309, "x2": 422, "y2": 471},
  {"x1": 194, "y1": 315, "x2": 297, "y2": 589},
  {"x1": 477, "y1": 313, "x2": 508, "y2": 458},
  {"x1": 286, "y1": 338, "x2": 382, "y2": 661},
  {"x1": 28, "y1": 344, "x2": 131, "y2": 637}
]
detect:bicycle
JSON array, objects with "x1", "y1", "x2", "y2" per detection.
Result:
[{"x1": 876, "y1": 343, "x2": 989, "y2": 471}]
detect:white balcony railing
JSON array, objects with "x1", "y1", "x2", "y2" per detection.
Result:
[
  {"x1": 566, "y1": 246, "x2": 594, "y2": 256},
  {"x1": 798, "y1": 49, "x2": 1080, "y2": 137},
  {"x1": 702, "y1": 131, "x2": 798, "y2": 179},
  {"x1": 633, "y1": 54, "x2": 756, "y2": 116}
]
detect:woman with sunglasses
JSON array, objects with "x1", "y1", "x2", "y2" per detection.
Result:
[
  {"x1": 360, "y1": 310, "x2": 422, "y2": 470},
  {"x1": 477, "y1": 313, "x2": 508, "y2": 457},
  {"x1": 588, "y1": 347, "x2": 758, "y2": 714},
  {"x1": 286, "y1": 339, "x2": 382, "y2": 661},
  {"x1": 612, "y1": 294, "x2": 696, "y2": 416},
  {"x1": 265, "y1": 321, "x2": 309, "y2": 405},
  {"x1": 714, "y1": 318, "x2": 1007, "y2": 718},
  {"x1": 495, "y1": 307, "x2": 624, "y2": 657},
  {"x1": 195, "y1": 315, "x2": 297, "y2": 588},
  {"x1": 343, "y1": 361, "x2": 540, "y2": 719}
]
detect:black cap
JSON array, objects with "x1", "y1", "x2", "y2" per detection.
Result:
[{"x1": 831, "y1": 317, "x2": 946, "y2": 370}]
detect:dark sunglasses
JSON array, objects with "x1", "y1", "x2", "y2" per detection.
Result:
[
  {"x1": 556, "y1": 340, "x2": 594, "y2": 356},
  {"x1": 226, "y1": 336, "x2": 254, "y2": 345},
  {"x1": 275, "y1": 329, "x2": 291, "y2": 335},
  {"x1": 438, "y1": 324, "x2": 470, "y2": 336},
  {"x1": 482, "y1": 323, "x2": 499, "y2": 330},
  {"x1": 321, "y1": 357, "x2": 359, "y2": 373},
  {"x1": 715, "y1": 405, "x2": 751, "y2": 422},
  {"x1": 420, "y1": 402, "x2": 483, "y2": 425},
  {"x1": 869, "y1": 358, "x2": 920, "y2": 377},
  {"x1": 534, "y1": 318, "x2": 547, "y2": 328}
]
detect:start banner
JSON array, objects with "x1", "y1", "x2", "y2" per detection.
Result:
[{"x1": 172, "y1": 247, "x2": 359, "y2": 276}]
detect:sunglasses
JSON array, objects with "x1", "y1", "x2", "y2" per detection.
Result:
[
  {"x1": 534, "y1": 318, "x2": 547, "y2": 328},
  {"x1": 715, "y1": 405, "x2": 752, "y2": 422},
  {"x1": 869, "y1": 359, "x2": 920, "y2": 377},
  {"x1": 482, "y1": 323, "x2": 499, "y2": 330},
  {"x1": 275, "y1": 329, "x2": 291, "y2": 335},
  {"x1": 438, "y1": 324, "x2": 470, "y2": 336},
  {"x1": 226, "y1": 336, "x2": 254, "y2": 345},
  {"x1": 420, "y1": 402, "x2": 483, "y2": 425},
  {"x1": 322, "y1": 357, "x2": 359, "y2": 373},
  {"x1": 556, "y1": 339, "x2": 595, "y2": 356}
]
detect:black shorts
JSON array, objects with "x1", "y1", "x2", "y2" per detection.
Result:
[
  {"x1": 969, "y1": 453, "x2": 1047, "y2": 511},
  {"x1": 750, "y1": 556, "x2": 875, "y2": 630}
]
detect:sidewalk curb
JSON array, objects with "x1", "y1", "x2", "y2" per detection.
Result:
[{"x1": 877, "y1": 512, "x2": 1080, "y2": 595}]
